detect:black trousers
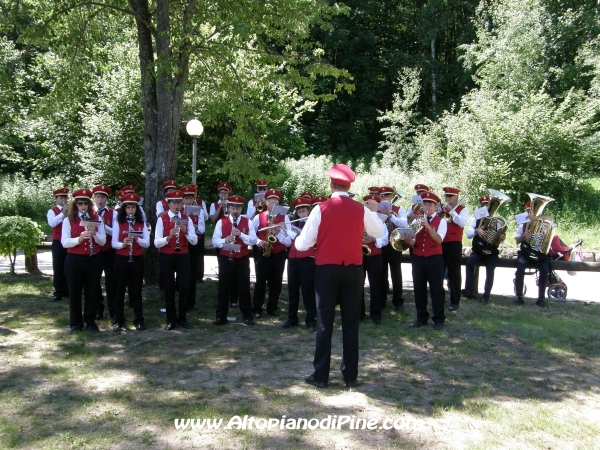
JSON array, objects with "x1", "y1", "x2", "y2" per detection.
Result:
[
  {"x1": 411, "y1": 253, "x2": 445, "y2": 325},
  {"x1": 287, "y1": 257, "x2": 316, "y2": 325},
  {"x1": 188, "y1": 240, "x2": 202, "y2": 307},
  {"x1": 96, "y1": 248, "x2": 116, "y2": 317},
  {"x1": 515, "y1": 252, "x2": 550, "y2": 300},
  {"x1": 381, "y1": 244, "x2": 404, "y2": 307},
  {"x1": 216, "y1": 254, "x2": 253, "y2": 321},
  {"x1": 464, "y1": 251, "x2": 499, "y2": 299},
  {"x1": 65, "y1": 253, "x2": 103, "y2": 327},
  {"x1": 51, "y1": 239, "x2": 69, "y2": 299},
  {"x1": 113, "y1": 254, "x2": 144, "y2": 326},
  {"x1": 159, "y1": 252, "x2": 191, "y2": 324},
  {"x1": 197, "y1": 234, "x2": 205, "y2": 281},
  {"x1": 443, "y1": 241, "x2": 462, "y2": 306},
  {"x1": 313, "y1": 264, "x2": 363, "y2": 384},
  {"x1": 361, "y1": 253, "x2": 383, "y2": 321},
  {"x1": 252, "y1": 249, "x2": 287, "y2": 314}
]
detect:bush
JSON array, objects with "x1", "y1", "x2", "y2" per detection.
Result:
[{"x1": 0, "y1": 216, "x2": 45, "y2": 274}]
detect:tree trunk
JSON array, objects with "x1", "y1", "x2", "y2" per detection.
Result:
[
  {"x1": 25, "y1": 253, "x2": 42, "y2": 275},
  {"x1": 431, "y1": 37, "x2": 437, "y2": 116}
]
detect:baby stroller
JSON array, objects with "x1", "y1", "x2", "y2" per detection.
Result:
[{"x1": 514, "y1": 237, "x2": 583, "y2": 300}]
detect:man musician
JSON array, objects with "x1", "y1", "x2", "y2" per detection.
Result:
[
  {"x1": 48, "y1": 187, "x2": 70, "y2": 302},
  {"x1": 210, "y1": 182, "x2": 232, "y2": 225},
  {"x1": 245, "y1": 180, "x2": 269, "y2": 220},
  {"x1": 156, "y1": 180, "x2": 178, "y2": 218},
  {"x1": 212, "y1": 195, "x2": 257, "y2": 326}
]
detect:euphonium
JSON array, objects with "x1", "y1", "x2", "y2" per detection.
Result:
[
  {"x1": 362, "y1": 232, "x2": 371, "y2": 256},
  {"x1": 389, "y1": 217, "x2": 424, "y2": 252},
  {"x1": 521, "y1": 193, "x2": 555, "y2": 259},
  {"x1": 473, "y1": 189, "x2": 511, "y2": 255}
]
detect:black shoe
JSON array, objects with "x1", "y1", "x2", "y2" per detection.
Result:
[
  {"x1": 165, "y1": 323, "x2": 176, "y2": 331},
  {"x1": 230, "y1": 303, "x2": 238, "y2": 308},
  {"x1": 253, "y1": 312, "x2": 262, "y2": 319},
  {"x1": 178, "y1": 321, "x2": 193, "y2": 329},
  {"x1": 187, "y1": 305, "x2": 196, "y2": 311},
  {"x1": 282, "y1": 319, "x2": 298, "y2": 329},
  {"x1": 461, "y1": 289, "x2": 477, "y2": 300},
  {"x1": 515, "y1": 297, "x2": 525, "y2": 306},
  {"x1": 412, "y1": 320, "x2": 427, "y2": 328},
  {"x1": 135, "y1": 323, "x2": 145, "y2": 331},
  {"x1": 481, "y1": 297, "x2": 489, "y2": 305},
  {"x1": 112, "y1": 323, "x2": 122, "y2": 332},
  {"x1": 448, "y1": 304, "x2": 459, "y2": 312},
  {"x1": 536, "y1": 299, "x2": 547, "y2": 307},
  {"x1": 345, "y1": 379, "x2": 363, "y2": 388},
  {"x1": 394, "y1": 304, "x2": 404, "y2": 311},
  {"x1": 372, "y1": 318, "x2": 381, "y2": 325},
  {"x1": 243, "y1": 319, "x2": 255, "y2": 326},
  {"x1": 51, "y1": 295, "x2": 63, "y2": 302},
  {"x1": 307, "y1": 322, "x2": 316, "y2": 332},
  {"x1": 213, "y1": 318, "x2": 228, "y2": 326},
  {"x1": 70, "y1": 324, "x2": 83, "y2": 333},
  {"x1": 304, "y1": 374, "x2": 328, "y2": 388},
  {"x1": 267, "y1": 310, "x2": 280, "y2": 317},
  {"x1": 433, "y1": 322, "x2": 444, "y2": 330},
  {"x1": 85, "y1": 323, "x2": 99, "y2": 333},
  {"x1": 95, "y1": 313, "x2": 104, "y2": 320}
]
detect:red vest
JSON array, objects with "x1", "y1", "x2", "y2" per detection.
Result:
[
  {"x1": 219, "y1": 216, "x2": 250, "y2": 258},
  {"x1": 212, "y1": 201, "x2": 226, "y2": 222},
  {"x1": 315, "y1": 196, "x2": 364, "y2": 266},
  {"x1": 96, "y1": 207, "x2": 115, "y2": 251},
  {"x1": 115, "y1": 220, "x2": 146, "y2": 257},
  {"x1": 160, "y1": 199, "x2": 169, "y2": 213},
  {"x1": 188, "y1": 212, "x2": 202, "y2": 236},
  {"x1": 158, "y1": 213, "x2": 190, "y2": 254},
  {"x1": 51, "y1": 206, "x2": 63, "y2": 240},
  {"x1": 413, "y1": 215, "x2": 443, "y2": 257},
  {"x1": 443, "y1": 205, "x2": 465, "y2": 242},
  {"x1": 67, "y1": 213, "x2": 101, "y2": 255},
  {"x1": 257, "y1": 211, "x2": 286, "y2": 255},
  {"x1": 289, "y1": 224, "x2": 315, "y2": 259}
]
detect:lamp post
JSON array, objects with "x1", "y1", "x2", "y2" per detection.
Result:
[{"x1": 186, "y1": 119, "x2": 204, "y2": 186}]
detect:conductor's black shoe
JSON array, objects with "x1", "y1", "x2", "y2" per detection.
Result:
[
  {"x1": 304, "y1": 374, "x2": 328, "y2": 388},
  {"x1": 112, "y1": 323, "x2": 122, "y2": 332},
  {"x1": 165, "y1": 323, "x2": 176, "y2": 331},
  {"x1": 178, "y1": 321, "x2": 193, "y2": 329},
  {"x1": 85, "y1": 323, "x2": 99, "y2": 333},
  {"x1": 253, "y1": 312, "x2": 262, "y2": 319},
  {"x1": 448, "y1": 304, "x2": 459, "y2": 312},
  {"x1": 433, "y1": 322, "x2": 444, "y2": 330},
  {"x1": 461, "y1": 289, "x2": 476, "y2": 300},
  {"x1": 515, "y1": 297, "x2": 525, "y2": 306},
  {"x1": 536, "y1": 299, "x2": 547, "y2": 307},
  {"x1": 307, "y1": 322, "x2": 316, "y2": 332},
  {"x1": 135, "y1": 323, "x2": 145, "y2": 331},
  {"x1": 282, "y1": 319, "x2": 298, "y2": 329},
  {"x1": 345, "y1": 379, "x2": 363, "y2": 388},
  {"x1": 267, "y1": 310, "x2": 280, "y2": 317},
  {"x1": 213, "y1": 318, "x2": 228, "y2": 326},
  {"x1": 412, "y1": 320, "x2": 427, "y2": 328},
  {"x1": 243, "y1": 319, "x2": 255, "y2": 326}
]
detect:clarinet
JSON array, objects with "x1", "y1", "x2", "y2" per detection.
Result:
[
  {"x1": 228, "y1": 216, "x2": 238, "y2": 262},
  {"x1": 81, "y1": 212, "x2": 96, "y2": 256},
  {"x1": 127, "y1": 213, "x2": 135, "y2": 263},
  {"x1": 174, "y1": 209, "x2": 181, "y2": 252}
]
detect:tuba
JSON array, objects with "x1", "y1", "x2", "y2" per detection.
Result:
[
  {"x1": 521, "y1": 193, "x2": 555, "y2": 260},
  {"x1": 473, "y1": 189, "x2": 511, "y2": 255}
]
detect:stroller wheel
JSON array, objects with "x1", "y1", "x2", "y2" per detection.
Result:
[
  {"x1": 547, "y1": 283, "x2": 567, "y2": 300},
  {"x1": 513, "y1": 279, "x2": 527, "y2": 296}
]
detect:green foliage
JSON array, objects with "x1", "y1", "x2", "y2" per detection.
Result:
[{"x1": 0, "y1": 216, "x2": 44, "y2": 274}]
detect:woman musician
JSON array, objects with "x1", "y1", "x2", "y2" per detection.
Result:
[
  {"x1": 112, "y1": 193, "x2": 150, "y2": 331},
  {"x1": 61, "y1": 188, "x2": 106, "y2": 333}
]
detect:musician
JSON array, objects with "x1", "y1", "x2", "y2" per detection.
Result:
[
  {"x1": 154, "y1": 189, "x2": 198, "y2": 330},
  {"x1": 61, "y1": 189, "x2": 106, "y2": 332},
  {"x1": 181, "y1": 185, "x2": 206, "y2": 310},
  {"x1": 407, "y1": 184, "x2": 431, "y2": 222},
  {"x1": 461, "y1": 196, "x2": 505, "y2": 304},
  {"x1": 360, "y1": 194, "x2": 388, "y2": 325},
  {"x1": 296, "y1": 164, "x2": 383, "y2": 388},
  {"x1": 378, "y1": 186, "x2": 408, "y2": 310},
  {"x1": 441, "y1": 187, "x2": 468, "y2": 312},
  {"x1": 156, "y1": 180, "x2": 178, "y2": 218},
  {"x1": 367, "y1": 186, "x2": 381, "y2": 195},
  {"x1": 252, "y1": 189, "x2": 292, "y2": 318},
  {"x1": 311, "y1": 195, "x2": 327, "y2": 207},
  {"x1": 91, "y1": 184, "x2": 116, "y2": 320},
  {"x1": 111, "y1": 193, "x2": 150, "y2": 331},
  {"x1": 245, "y1": 180, "x2": 269, "y2": 220},
  {"x1": 283, "y1": 197, "x2": 317, "y2": 331},
  {"x1": 300, "y1": 191, "x2": 314, "y2": 201},
  {"x1": 210, "y1": 182, "x2": 232, "y2": 225},
  {"x1": 403, "y1": 191, "x2": 447, "y2": 330},
  {"x1": 514, "y1": 201, "x2": 553, "y2": 307},
  {"x1": 48, "y1": 188, "x2": 70, "y2": 302},
  {"x1": 114, "y1": 185, "x2": 147, "y2": 222},
  {"x1": 212, "y1": 195, "x2": 257, "y2": 325}
]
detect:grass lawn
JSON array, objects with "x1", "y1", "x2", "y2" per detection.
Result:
[{"x1": 0, "y1": 272, "x2": 599, "y2": 449}]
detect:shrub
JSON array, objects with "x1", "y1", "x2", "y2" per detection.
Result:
[{"x1": 0, "y1": 216, "x2": 45, "y2": 274}]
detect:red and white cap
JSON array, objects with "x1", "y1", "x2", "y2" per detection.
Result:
[
  {"x1": 166, "y1": 190, "x2": 184, "y2": 200},
  {"x1": 217, "y1": 182, "x2": 232, "y2": 192},
  {"x1": 421, "y1": 191, "x2": 441, "y2": 203},
  {"x1": 479, "y1": 195, "x2": 490, "y2": 205},
  {"x1": 442, "y1": 186, "x2": 461, "y2": 196},
  {"x1": 119, "y1": 184, "x2": 135, "y2": 193},
  {"x1": 91, "y1": 184, "x2": 111, "y2": 196},
  {"x1": 265, "y1": 189, "x2": 283, "y2": 201},
  {"x1": 414, "y1": 184, "x2": 430, "y2": 193},
  {"x1": 328, "y1": 164, "x2": 355, "y2": 186},
  {"x1": 73, "y1": 188, "x2": 93, "y2": 200},
  {"x1": 300, "y1": 191, "x2": 313, "y2": 200},
  {"x1": 227, "y1": 195, "x2": 245, "y2": 206},
  {"x1": 363, "y1": 194, "x2": 381, "y2": 203},
  {"x1": 379, "y1": 186, "x2": 395, "y2": 195},
  {"x1": 181, "y1": 185, "x2": 198, "y2": 196},
  {"x1": 254, "y1": 180, "x2": 269, "y2": 187},
  {"x1": 311, "y1": 195, "x2": 327, "y2": 205},
  {"x1": 292, "y1": 197, "x2": 311, "y2": 209},
  {"x1": 53, "y1": 188, "x2": 69, "y2": 196},
  {"x1": 367, "y1": 186, "x2": 381, "y2": 195},
  {"x1": 120, "y1": 193, "x2": 141, "y2": 204},
  {"x1": 161, "y1": 180, "x2": 178, "y2": 190}
]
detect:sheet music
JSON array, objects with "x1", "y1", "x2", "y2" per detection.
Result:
[
  {"x1": 515, "y1": 212, "x2": 529, "y2": 225},
  {"x1": 272, "y1": 205, "x2": 290, "y2": 216},
  {"x1": 474, "y1": 206, "x2": 490, "y2": 220}
]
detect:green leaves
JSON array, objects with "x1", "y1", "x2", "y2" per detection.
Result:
[{"x1": 0, "y1": 216, "x2": 44, "y2": 274}]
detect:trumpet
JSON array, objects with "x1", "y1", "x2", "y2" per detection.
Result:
[
  {"x1": 222, "y1": 200, "x2": 230, "y2": 217},
  {"x1": 256, "y1": 199, "x2": 266, "y2": 213},
  {"x1": 60, "y1": 200, "x2": 69, "y2": 215}
]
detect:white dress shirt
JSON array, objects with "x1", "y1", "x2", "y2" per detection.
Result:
[
  {"x1": 47, "y1": 205, "x2": 66, "y2": 228},
  {"x1": 154, "y1": 210, "x2": 198, "y2": 248},
  {"x1": 251, "y1": 213, "x2": 293, "y2": 247},
  {"x1": 295, "y1": 191, "x2": 384, "y2": 251},
  {"x1": 212, "y1": 215, "x2": 258, "y2": 248},
  {"x1": 61, "y1": 213, "x2": 107, "y2": 248},
  {"x1": 388, "y1": 206, "x2": 408, "y2": 228},
  {"x1": 450, "y1": 206, "x2": 469, "y2": 228},
  {"x1": 424, "y1": 214, "x2": 447, "y2": 241}
]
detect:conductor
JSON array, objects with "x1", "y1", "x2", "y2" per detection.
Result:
[{"x1": 295, "y1": 164, "x2": 383, "y2": 388}]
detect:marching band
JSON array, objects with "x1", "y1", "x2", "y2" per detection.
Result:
[{"x1": 50, "y1": 174, "x2": 560, "y2": 334}]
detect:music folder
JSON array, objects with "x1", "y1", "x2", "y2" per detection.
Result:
[
  {"x1": 474, "y1": 206, "x2": 490, "y2": 220},
  {"x1": 254, "y1": 192, "x2": 265, "y2": 201},
  {"x1": 183, "y1": 205, "x2": 202, "y2": 216},
  {"x1": 515, "y1": 212, "x2": 529, "y2": 225},
  {"x1": 272, "y1": 205, "x2": 290, "y2": 216},
  {"x1": 223, "y1": 243, "x2": 241, "y2": 252},
  {"x1": 80, "y1": 220, "x2": 102, "y2": 228}
]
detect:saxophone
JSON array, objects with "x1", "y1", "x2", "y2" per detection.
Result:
[{"x1": 262, "y1": 214, "x2": 277, "y2": 257}]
